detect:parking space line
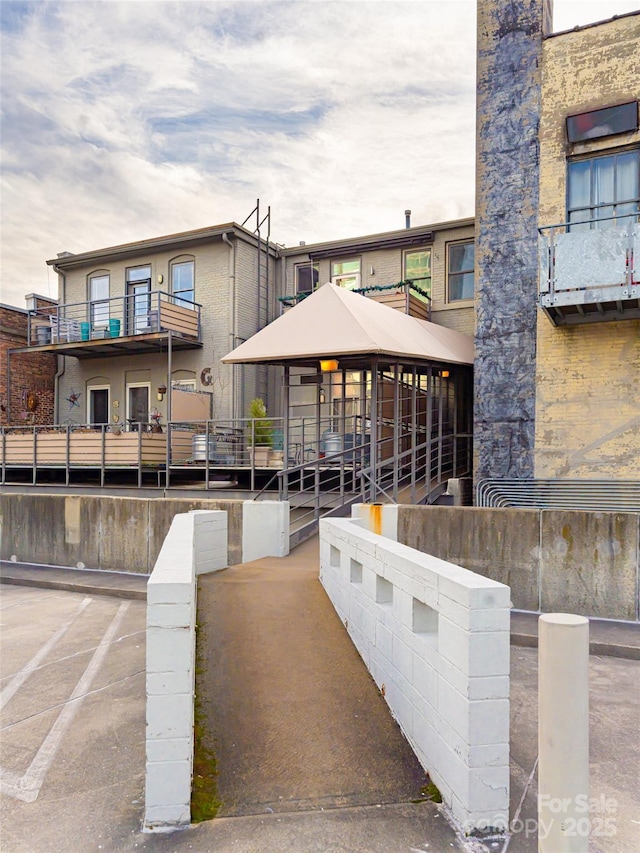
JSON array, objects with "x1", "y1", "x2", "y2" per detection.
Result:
[
  {"x1": 1, "y1": 597, "x2": 93, "y2": 709},
  {"x1": 1, "y1": 600, "x2": 130, "y2": 803}
]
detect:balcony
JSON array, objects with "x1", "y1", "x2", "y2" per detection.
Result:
[
  {"x1": 25, "y1": 291, "x2": 202, "y2": 357},
  {"x1": 279, "y1": 280, "x2": 432, "y2": 320},
  {"x1": 539, "y1": 214, "x2": 640, "y2": 326}
]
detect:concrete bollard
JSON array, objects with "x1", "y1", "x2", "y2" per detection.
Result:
[{"x1": 538, "y1": 613, "x2": 589, "y2": 853}]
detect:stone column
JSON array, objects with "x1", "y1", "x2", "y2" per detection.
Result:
[{"x1": 474, "y1": 0, "x2": 553, "y2": 480}]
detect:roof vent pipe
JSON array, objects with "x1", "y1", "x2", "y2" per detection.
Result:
[{"x1": 404, "y1": 209, "x2": 411, "y2": 229}]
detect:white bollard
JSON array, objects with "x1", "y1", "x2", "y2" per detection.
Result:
[{"x1": 538, "y1": 613, "x2": 589, "y2": 853}]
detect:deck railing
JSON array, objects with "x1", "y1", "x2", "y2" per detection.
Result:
[
  {"x1": 27, "y1": 291, "x2": 201, "y2": 346},
  {"x1": 539, "y1": 211, "x2": 640, "y2": 321},
  {"x1": 278, "y1": 280, "x2": 432, "y2": 320}
]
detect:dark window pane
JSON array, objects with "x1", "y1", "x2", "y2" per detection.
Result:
[
  {"x1": 566, "y1": 101, "x2": 638, "y2": 143},
  {"x1": 449, "y1": 242, "x2": 475, "y2": 274}
]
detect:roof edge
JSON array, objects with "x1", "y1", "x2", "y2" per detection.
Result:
[{"x1": 46, "y1": 222, "x2": 277, "y2": 268}]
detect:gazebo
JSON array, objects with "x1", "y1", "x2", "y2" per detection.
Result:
[{"x1": 223, "y1": 283, "x2": 474, "y2": 529}]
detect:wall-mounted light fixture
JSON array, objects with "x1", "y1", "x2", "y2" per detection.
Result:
[
  {"x1": 157, "y1": 384, "x2": 167, "y2": 401},
  {"x1": 319, "y1": 387, "x2": 326, "y2": 404},
  {"x1": 157, "y1": 274, "x2": 164, "y2": 285},
  {"x1": 441, "y1": 370, "x2": 450, "y2": 379},
  {"x1": 320, "y1": 359, "x2": 339, "y2": 372}
]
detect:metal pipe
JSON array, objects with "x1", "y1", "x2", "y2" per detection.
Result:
[
  {"x1": 165, "y1": 332, "x2": 172, "y2": 488},
  {"x1": 222, "y1": 232, "x2": 237, "y2": 419}
]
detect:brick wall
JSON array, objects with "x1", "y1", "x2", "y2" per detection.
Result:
[
  {"x1": 0, "y1": 305, "x2": 57, "y2": 425},
  {"x1": 535, "y1": 15, "x2": 640, "y2": 478}
]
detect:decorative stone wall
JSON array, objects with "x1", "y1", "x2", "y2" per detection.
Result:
[{"x1": 474, "y1": 0, "x2": 553, "y2": 478}]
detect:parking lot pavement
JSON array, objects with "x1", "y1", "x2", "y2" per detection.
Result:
[{"x1": 1, "y1": 585, "x2": 147, "y2": 853}]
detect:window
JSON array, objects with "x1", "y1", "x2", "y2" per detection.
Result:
[
  {"x1": 294, "y1": 262, "x2": 319, "y2": 295},
  {"x1": 404, "y1": 249, "x2": 432, "y2": 301},
  {"x1": 331, "y1": 259, "x2": 361, "y2": 290},
  {"x1": 171, "y1": 258, "x2": 195, "y2": 306},
  {"x1": 568, "y1": 149, "x2": 640, "y2": 230},
  {"x1": 88, "y1": 273, "x2": 110, "y2": 327},
  {"x1": 447, "y1": 241, "x2": 475, "y2": 301}
]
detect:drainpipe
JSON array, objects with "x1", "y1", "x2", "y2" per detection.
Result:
[
  {"x1": 222, "y1": 232, "x2": 237, "y2": 419},
  {"x1": 53, "y1": 264, "x2": 67, "y2": 424}
]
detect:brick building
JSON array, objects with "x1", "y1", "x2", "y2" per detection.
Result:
[{"x1": 1, "y1": 296, "x2": 58, "y2": 426}]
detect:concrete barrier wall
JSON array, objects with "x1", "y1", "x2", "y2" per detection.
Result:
[
  {"x1": 144, "y1": 510, "x2": 227, "y2": 831},
  {"x1": 320, "y1": 516, "x2": 511, "y2": 833},
  {"x1": 395, "y1": 506, "x2": 640, "y2": 622},
  {"x1": 0, "y1": 494, "x2": 289, "y2": 572}
]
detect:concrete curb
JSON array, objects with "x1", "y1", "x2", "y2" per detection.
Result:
[{"x1": 0, "y1": 562, "x2": 147, "y2": 600}]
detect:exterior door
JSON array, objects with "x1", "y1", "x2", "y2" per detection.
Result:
[
  {"x1": 88, "y1": 387, "x2": 109, "y2": 425},
  {"x1": 126, "y1": 265, "x2": 152, "y2": 334},
  {"x1": 127, "y1": 385, "x2": 149, "y2": 428}
]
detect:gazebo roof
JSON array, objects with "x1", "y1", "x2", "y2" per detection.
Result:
[{"x1": 222, "y1": 283, "x2": 474, "y2": 366}]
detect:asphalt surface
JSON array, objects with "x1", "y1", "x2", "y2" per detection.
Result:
[{"x1": 1, "y1": 546, "x2": 639, "y2": 853}]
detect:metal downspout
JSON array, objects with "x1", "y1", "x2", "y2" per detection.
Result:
[
  {"x1": 222, "y1": 232, "x2": 237, "y2": 419},
  {"x1": 53, "y1": 264, "x2": 67, "y2": 423}
]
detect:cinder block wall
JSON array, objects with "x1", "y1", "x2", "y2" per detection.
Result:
[
  {"x1": 320, "y1": 516, "x2": 511, "y2": 833},
  {"x1": 474, "y1": 0, "x2": 553, "y2": 478},
  {"x1": 397, "y1": 505, "x2": 640, "y2": 622}
]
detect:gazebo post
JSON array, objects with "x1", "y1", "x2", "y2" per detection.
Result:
[
  {"x1": 393, "y1": 363, "x2": 400, "y2": 502},
  {"x1": 283, "y1": 364, "x2": 290, "y2": 499},
  {"x1": 370, "y1": 357, "x2": 379, "y2": 502}
]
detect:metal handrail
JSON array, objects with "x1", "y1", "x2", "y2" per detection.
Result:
[{"x1": 538, "y1": 209, "x2": 639, "y2": 234}]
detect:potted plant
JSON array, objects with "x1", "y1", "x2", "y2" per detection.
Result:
[{"x1": 247, "y1": 397, "x2": 272, "y2": 467}]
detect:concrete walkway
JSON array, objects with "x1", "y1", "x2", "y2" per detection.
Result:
[{"x1": 195, "y1": 537, "x2": 462, "y2": 845}]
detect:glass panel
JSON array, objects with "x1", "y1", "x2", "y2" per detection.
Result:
[
  {"x1": 449, "y1": 242, "x2": 475, "y2": 273},
  {"x1": 331, "y1": 259, "x2": 360, "y2": 276},
  {"x1": 566, "y1": 101, "x2": 638, "y2": 143},
  {"x1": 405, "y1": 250, "x2": 431, "y2": 279},
  {"x1": 595, "y1": 205, "x2": 615, "y2": 229},
  {"x1": 568, "y1": 210, "x2": 591, "y2": 232},
  {"x1": 127, "y1": 265, "x2": 151, "y2": 282},
  {"x1": 90, "y1": 389, "x2": 109, "y2": 425},
  {"x1": 128, "y1": 386, "x2": 149, "y2": 424},
  {"x1": 333, "y1": 274, "x2": 360, "y2": 290},
  {"x1": 568, "y1": 160, "x2": 591, "y2": 210},
  {"x1": 449, "y1": 272, "x2": 474, "y2": 301},
  {"x1": 616, "y1": 151, "x2": 639, "y2": 203},
  {"x1": 593, "y1": 156, "x2": 615, "y2": 205}
]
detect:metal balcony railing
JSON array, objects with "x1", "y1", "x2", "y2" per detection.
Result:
[
  {"x1": 539, "y1": 211, "x2": 640, "y2": 325},
  {"x1": 279, "y1": 280, "x2": 432, "y2": 320},
  {"x1": 27, "y1": 290, "x2": 201, "y2": 347}
]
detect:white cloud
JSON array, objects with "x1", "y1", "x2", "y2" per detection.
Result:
[{"x1": 1, "y1": 0, "x2": 637, "y2": 305}]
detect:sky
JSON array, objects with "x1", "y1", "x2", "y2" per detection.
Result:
[{"x1": 1, "y1": 0, "x2": 639, "y2": 306}]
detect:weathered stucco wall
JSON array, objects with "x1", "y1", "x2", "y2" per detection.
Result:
[
  {"x1": 397, "y1": 505, "x2": 639, "y2": 621},
  {"x1": 474, "y1": 0, "x2": 552, "y2": 479},
  {"x1": 535, "y1": 15, "x2": 640, "y2": 478},
  {"x1": 0, "y1": 494, "x2": 244, "y2": 571}
]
